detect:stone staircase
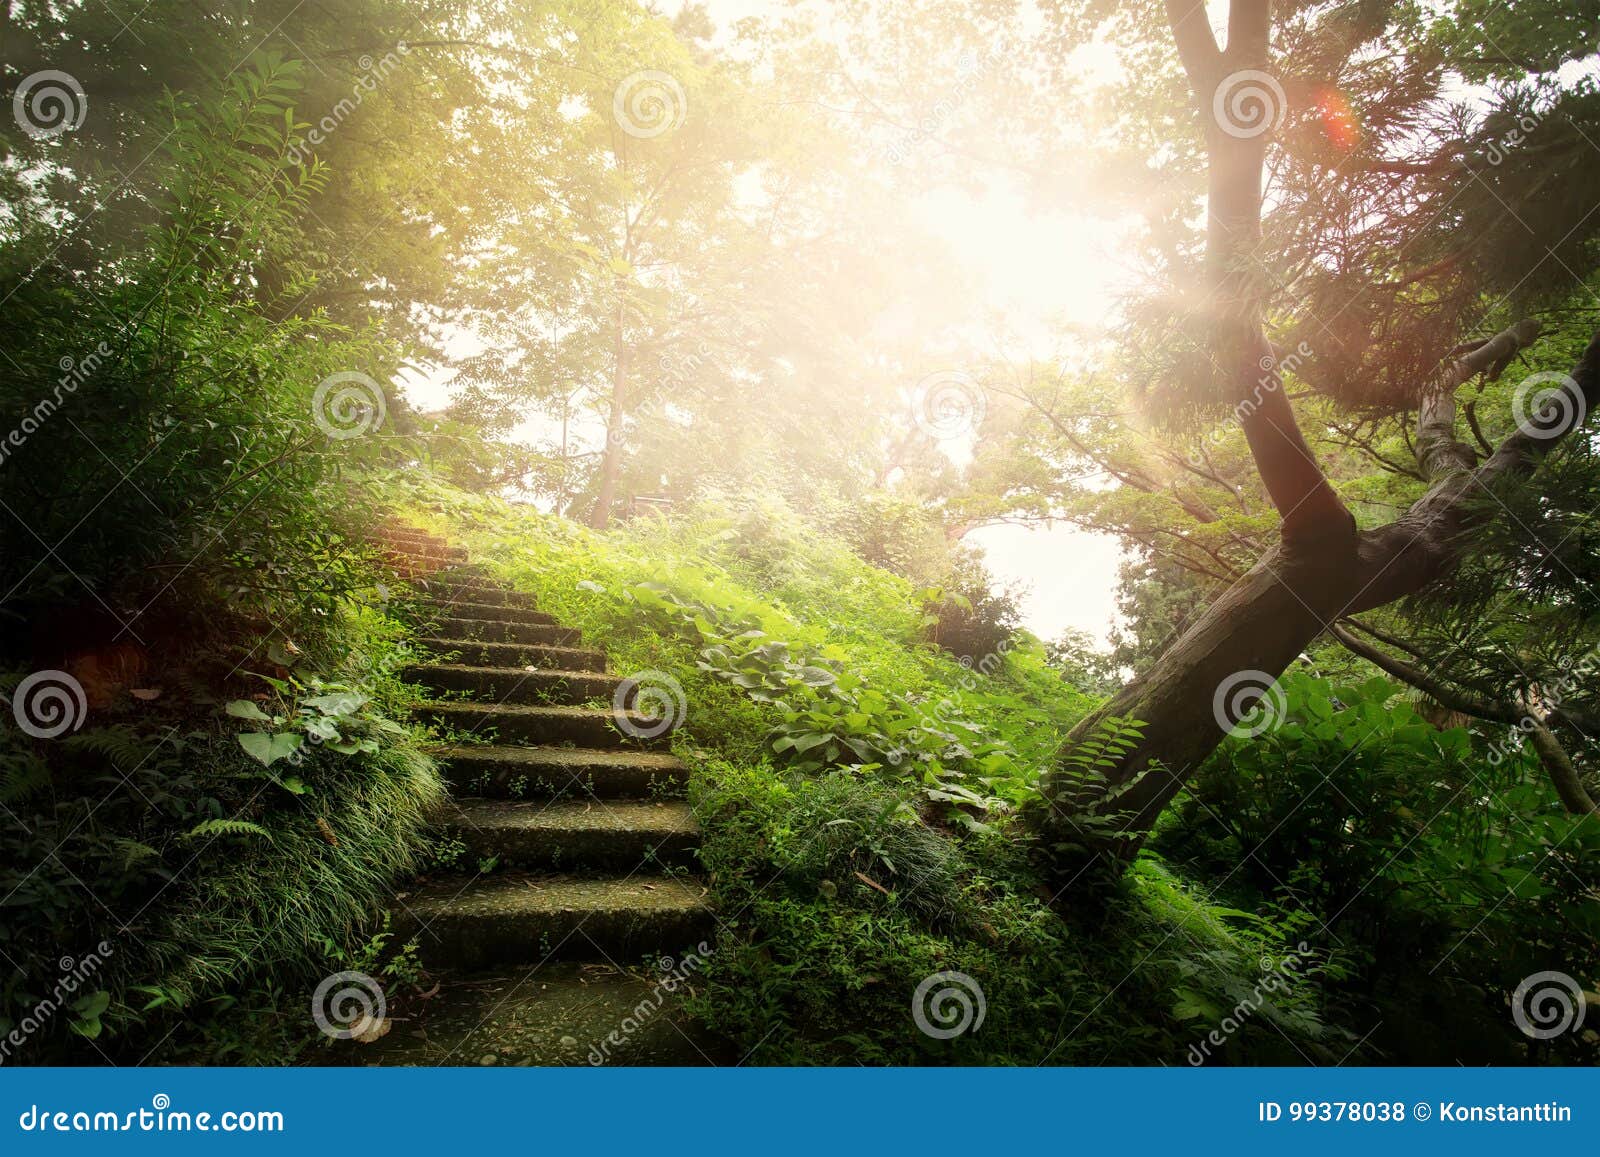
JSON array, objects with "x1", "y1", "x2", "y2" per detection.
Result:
[{"x1": 352, "y1": 525, "x2": 721, "y2": 1065}]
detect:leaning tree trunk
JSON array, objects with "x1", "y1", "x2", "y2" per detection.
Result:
[
  {"x1": 589, "y1": 294, "x2": 630, "y2": 530},
  {"x1": 1032, "y1": 0, "x2": 1600, "y2": 875}
]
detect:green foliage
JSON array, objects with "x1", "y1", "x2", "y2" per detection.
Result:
[
  {"x1": 687, "y1": 758, "x2": 1343, "y2": 1064},
  {"x1": 1157, "y1": 672, "x2": 1600, "y2": 1063},
  {"x1": 0, "y1": 583, "x2": 439, "y2": 1065},
  {"x1": 226, "y1": 672, "x2": 406, "y2": 768},
  {"x1": 0, "y1": 54, "x2": 405, "y2": 632},
  {"x1": 627, "y1": 579, "x2": 1012, "y2": 819},
  {"x1": 394, "y1": 479, "x2": 1091, "y2": 816},
  {"x1": 922, "y1": 551, "x2": 1024, "y2": 665}
]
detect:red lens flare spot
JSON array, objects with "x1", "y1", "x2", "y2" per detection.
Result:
[{"x1": 1315, "y1": 86, "x2": 1361, "y2": 151}]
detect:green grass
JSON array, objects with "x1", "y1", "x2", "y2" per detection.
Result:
[
  {"x1": 0, "y1": 589, "x2": 442, "y2": 1065},
  {"x1": 389, "y1": 476, "x2": 1345, "y2": 1064}
]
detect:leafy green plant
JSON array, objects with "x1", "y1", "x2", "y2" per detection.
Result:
[
  {"x1": 225, "y1": 672, "x2": 407, "y2": 779},
  {"x1": 1156, "y1": 672, "x2": 1600, "y2": 1062},
  {"x1": 623, "y1": 580, "x2": 1025, "y2": 820}
]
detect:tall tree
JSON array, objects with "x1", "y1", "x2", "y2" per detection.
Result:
[{"x1": 1031, "y1": 0, "x2": 1600, "y2": 871}]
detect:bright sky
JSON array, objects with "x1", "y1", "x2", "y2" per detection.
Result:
[{"x1": 913, "y1": 172, "x2": 1131, "y2": 646}]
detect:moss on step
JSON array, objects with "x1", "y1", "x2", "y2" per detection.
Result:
[
  {"x1": 329, "y1": 963, "x2": 728, "y2": 1066},
  {"x1": 395, "y1": 871, "x2": 715, "y2": 968},
  {"x1": 444, "y1": 798, "x2": 700, "y2": 868},
  {"x1": 417, "y1": 700, "x2": 674, "y2": 749},
  {"x1": 404, "y1": 663, "x2": 624, "y2": 707},
  {"x1": 431, "y1": 743, "x2": 689, "y2": 798},
  {"x1": 416, "y1": 638, "x2": 608, "y2": 672}
]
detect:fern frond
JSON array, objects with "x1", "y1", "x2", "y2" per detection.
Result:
[{"x1": 182, "y1": 819, "x2": 274, "y2": 843}]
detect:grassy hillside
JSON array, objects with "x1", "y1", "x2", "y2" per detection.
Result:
[{"x1": 389, "y1": 476, "x2": 1344, "y2": 1064}]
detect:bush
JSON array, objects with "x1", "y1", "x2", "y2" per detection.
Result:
[
  {"x1": 0, "y1": 598, "x2": 441, "y2": 1064},
  {"x1": 686, "y1": 759, "x2": 1344, "y2": 1064},
  {"x1": 923, "y1": 549, "x2": 1024, "y2": 666},
  {"x1": 1154, "y1": 671, "x2": 1600, "y2": 1064}
]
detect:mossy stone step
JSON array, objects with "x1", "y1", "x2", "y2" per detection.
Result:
[
  {"x1": 331, "y1": 963, "x2": 726, "y2": 1066},
  {"x1": 417, "y1": 638, "x2": 607, "y2": 672},
  {"x1": 433, "y1": 616, "x2": 581, "y2": 646},
  {"x1": 417, "y1": 701, "x2": 674, "y2": 749},
  {"x1": 396, "y1": 872, "x2": 714, "y2": 968},
  {"x1": 445, "y1": 799, "x2": 699, "y2": 869},
  {"x1": 383, "y1": 531, "x2": 451, "y2": 549},
  {"x1": 385, "y1": 545, "x2": 469, "y2": 563},
  {"x1": 412, "y1": 580, "x2": 536, "y2": 609},
  {"x1": 432, "y1": 744, "x2": 689, "y2": 798},
  {"x1": 417, "y1": 599, "x2": 556, "y2": 626},
  {"x1": 405, "y1": 663, "x2": 624, "y2": 707}
]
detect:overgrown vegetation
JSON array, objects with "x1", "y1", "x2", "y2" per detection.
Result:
[
  {"x1": 385, "y1": 478, "x2": 1596, "y2": 1063},
  {"x1": 3, "y1": 0, "x2": 1598, "y2": 1070}
]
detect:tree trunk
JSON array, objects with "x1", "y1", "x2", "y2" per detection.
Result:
[
  {"x1": 589, "y1": 296, "x2": 629, "y2": 530},
  {"x1": 1036, "y1": 535, "x2": 1345, "y2": 851},
  {"x1": 1031, "y1": 0, "x2": 1600, "y2": 876}
]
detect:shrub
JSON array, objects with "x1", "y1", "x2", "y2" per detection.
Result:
[{"x1": 1154, "y1": 671, "x2": 1600, "y2": 1063}]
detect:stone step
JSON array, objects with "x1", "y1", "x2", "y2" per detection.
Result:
[
  {"x1": 383, "y1": 531, "x2": 451, "y2": 549},
  {"x1": 444, "y1": 799, "x2": 699, "y2": 870},
  {"x1": 417, "y1": 600, "x2": 556, "y2": 626},
  {"x1": 397, "y1": 872, "x2": 714, "y2": 968},
  {"x1": 412, "y1": 580, "x2": 540, "y2": 610},
  {"x1": 432, "y1": 745, "x2": 690, "y2": 799},
  {"x1": 417, "y1": 701, "x2": 674, "y2": 749},
  {"x1": 417, "y1": 639, "x2": 608, "y2": 672},
  {"x1": 387, "y1": 560, "x2": 471, "y2": 580},
  {"x1": 434, "y1": 617, "x2": 582, "y2": 647},
  {"x1": 406, "y1": 664, "x2": 623, "y2": 707},
  {"x1": 330, "y1": 963, "x2": 726, "y2": 1066},
  {"x1": 386, "y1": 550, "x2": 470, "y2": 570}
]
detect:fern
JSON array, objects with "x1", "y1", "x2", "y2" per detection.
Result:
[
  {"x1": 0, "y1": 753, "x2": 50, "y2": 804},
  {"x1": 113, "y1": 838, "x2": 162, "y2": 870},
  {"x1": 62, "y1": 727, "x2": 160, "y2": 768},
  {"x1": 1061, "y1": 715, "x2": 1147, "y2": 787},
  {"x1": 182, "y1": 819, "x2": 274, "y2": 843}
]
